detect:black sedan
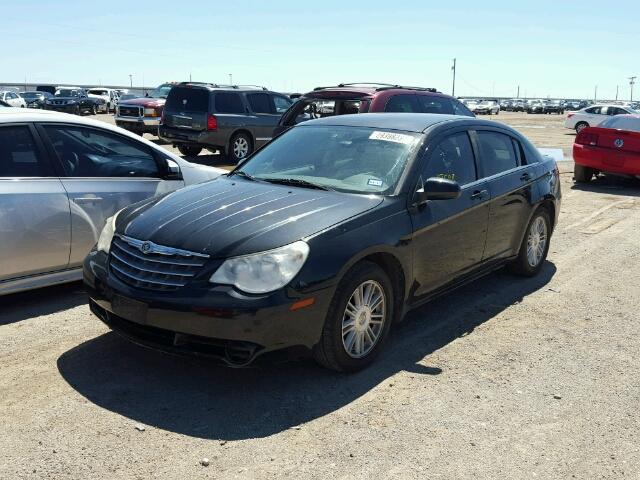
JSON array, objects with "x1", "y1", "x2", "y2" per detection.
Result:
[
  {"x1": 84, "y1": 113, "x2": 561, "y2": 372},
  {"x1": 44, "y1": 88, "x2": 104, "y2": 115}
]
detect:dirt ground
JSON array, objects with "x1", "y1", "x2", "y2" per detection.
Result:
[{"x1": 1, "y1": 115, "x2": 640, "y2": 479}]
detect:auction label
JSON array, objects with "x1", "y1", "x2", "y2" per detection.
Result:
[{"x1": 369, "y1": 131, "x2": 415, "y2": 145}]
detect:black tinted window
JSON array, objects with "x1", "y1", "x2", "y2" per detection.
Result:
[
  {"x1": 165, "y1": 87, "x2": 209, "y2": 112},
  {"x1": 214, "y1": 92, "x2": 244, "y2": 114},
  {"x1": 452, "y1": 100, "x2": 474, "y2": 117},
  {"x1": 417, "y1": 96, "x2": 455, "y2": 114},
  {"x1": 424, "y1": 132, "x2": 476, "y2": 185},
  {"x1": 44, "y1": 126, "x2": 160, "y2": 178},
  {"x1": 585, "y1": 106, "x2": 601, "y2": 114},
  {"x1": 384, "y1": 95, "x2": 419, "y2": 113},
  {"x1": 0, "y1": 126, "x2": 50, "y2": 177},
  {"x1": 477, "y1": 131, "x2": 518, "y2": 177},
  {"x1": 247, "y1": 93, "x2": 274, "y2": 114}
]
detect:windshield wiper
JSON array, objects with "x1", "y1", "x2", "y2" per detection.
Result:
[
  {"x1": 228, "y1": 170, "x2": 256, "y2": 181},
  {"x1": 262, "y1": 178, "x2": 332, "y2": 191}
]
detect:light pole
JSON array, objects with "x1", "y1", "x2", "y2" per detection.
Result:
[
  {"x1": 229, "y1": 73, "x2": 233, "y2": 85},
  {"x1": 615, "y1": 85, "x2": 619, "y2": 101},
  {"x1": 451, "y1": 58, "x2": 456, "y2": 96},
  {"x1": 129, "y1": 74, "x2": 133, "y2": 88},
  {"x1": 630, "y1": 76, "x2": 637, "y2": 102},
  {"x1": 594, "y1": 85, "x2": 597, "y2": 102}
]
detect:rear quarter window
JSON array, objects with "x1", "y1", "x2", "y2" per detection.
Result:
[
  {"x1": 416, "y1": 96, "x2": 455, "y2": 114},
  {"x1": 165, "y1": 87, "x2": 210, "y2": 112},
  {"x1": 214, "y1": 92, "x2": 245, "y2": 114}
]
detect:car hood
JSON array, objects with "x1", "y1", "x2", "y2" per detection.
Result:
[
  {"x1": 119, "y1": 97, "x2": 166, "y2": 108},
  {"x1": 117, "y1": 176, "x2": 383, "y2": 258}
]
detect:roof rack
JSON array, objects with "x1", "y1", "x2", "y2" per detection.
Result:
[
  {"x1": 313, "y1": 83, "x2": 439, "y2": 93},
  {"x1": 178, "y1": 82, "x2": 268, "y2": 91}
]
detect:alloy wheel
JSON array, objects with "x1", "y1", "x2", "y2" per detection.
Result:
[
  {"x1": 341, "y1": 280, "x2": 386, "y2": 358},
  {"x1": 233, "y1": 137, "x2": 249, "y2": 159},
  {"x1": 527, "y1": 216, "x2": 548, "y2": 268}
]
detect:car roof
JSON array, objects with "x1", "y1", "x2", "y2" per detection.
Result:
[{"x1": 298, "y1": 112, "x2": 481, "y2": 133}]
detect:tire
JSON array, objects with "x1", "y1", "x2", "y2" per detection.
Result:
[
  {"x1": 177, "y1": 145, "x2": 202, "y2": 157},
  {"x1": 574, "y1": 164, "x2": 594, "y2": 183},
  {"x1": 91, "y1": 105, "x2": 97, "y2": 115},
  {"x1": 508, "y1": 208, "x2": 551, "y2": 277},
  {"x1": 74, "y1": 105, "x2": 80, "y2": 115},
  {"x1": 575, "y1": 122, "x2": 588, "y2": 133},
  {"x1": 313, "y1": 261, "x2": 394, "y2": 372},
  {"x1": 228, "y1": 132, "x2": 253, "y2": 163}
]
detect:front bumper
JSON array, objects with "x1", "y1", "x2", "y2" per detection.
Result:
[
  {"x1": 83, "y1": 250, "x2": 332, "y2": 365},
  {"x1": 44, "y1": 104, "x2": 78, "y2": 113},
  {"x1": 115, "y1": 116, "x2": 160, "y2": 133}
]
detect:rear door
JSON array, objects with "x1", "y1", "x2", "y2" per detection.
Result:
[
  {"x1": 0, "y1": 124, "x2": 71, "y2": 281},
  {"x1": 410, "y1": 129, "x2": 490, "y2": 297},
  {"x1": 473, "y1": 129, "x2": 537, "y2": 260},
  {"x1": 38, "y1": 123, "x2": 183, "y2": 266},
  {"x1": 245, "y1": 92, "x2": 289, "y2": 147}
]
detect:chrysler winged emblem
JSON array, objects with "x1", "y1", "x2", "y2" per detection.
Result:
[
  {"x1": 614, "y1": 138, "x2": 624, "y2": 148},
  {"x1": 140, "y1": 241, "x2": 152, "y2": 254}
]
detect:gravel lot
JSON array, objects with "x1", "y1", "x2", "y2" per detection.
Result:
[{"x1": 1, "y1": 112, "x2": 639, "y2": 479}]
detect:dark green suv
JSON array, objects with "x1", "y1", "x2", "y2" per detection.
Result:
[{"x1": 159, "y1": 83, "x2": 293, "y2": 162}]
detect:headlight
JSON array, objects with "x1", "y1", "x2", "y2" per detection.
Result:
[
  {"x1": 97, "y1": 212, "x2": 119, "y2": 253},
  {"x1": 210, "y1": 241, "x2": 309, "y2": 294},
  {"x1": 144, "y1": 108, "x2": 158, "y2": 116},
  {"x1": 67, "y1": 100, "x2": 77, "y2": 104}
]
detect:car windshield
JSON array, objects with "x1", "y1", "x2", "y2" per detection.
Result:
[
  {"x1": 151, "y1": 84, "x2": 173, "y2": 98},
  {"x1": 56, "y1": 89, "x2": 79, "y2": 97},
  {"x1": 89, "y1": 90, "x2": 107, "y2": 95},
  {"x1": 600, "y1": 116, "x2": 640, "y2": 132},
  {"x1": 21, "y1": 92, "x2": 41, "y2": 99},
  {"x1": 235, "y1": 125, "x2": 421, "y2": 194}
]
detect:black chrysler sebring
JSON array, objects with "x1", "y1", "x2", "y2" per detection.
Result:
[{"x1": 84, "y1": 113, "x2": 561, "y2": 372}]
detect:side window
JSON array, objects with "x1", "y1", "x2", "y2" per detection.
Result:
[
  {"x1": 247, "y1": 93, "x2": 275, "y2": 114},
  {"x1": 384, "y1": 95, "x2": 419, "y2": 113},
  {"x1": 452, "y1": 100, "x2": 474, "y2": 117},
  {"x1": 214, "y1": 92, "x2": 245, "y2": 114},
  {"x1": 8, "y1": 92, "x2": 18, "y2": 100},
  {"x1": 585, "y1": 106, "x2": 601, "y2": 114},
  {"x1": 416, "y1": 96, "x2": 454, "y2": 114},
  {"x1": 273, "y1": 94, "x2": 293, "y2": 114},
  {"x1": 476, "y1": 131, "x2": 519, "y2": 177},
  {"x1": 423, "y1": 132, "x2": 476, "y2": 185},
  {"x1": 43, "y1": 125, "x2": 160, "y2": 178},
  {"x1": 0, "y1": 126, "x2": 51, "y2": 177}
]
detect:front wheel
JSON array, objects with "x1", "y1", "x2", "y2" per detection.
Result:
[
  {"x1": 313, "y1": 262, "x2": 394, "y2": 372},
  {"x1": 508, "y1": 208, "x2": 551, "y2": 277},
  {"x1": 91, "y1": 104, "x2": 97, "y2": 115},
  {"x1": 575, "y1": 122, "x2": 588, "y2": 133},
  {"x1": 177, "y1": 145, "x2": 202, "y2": 157}
]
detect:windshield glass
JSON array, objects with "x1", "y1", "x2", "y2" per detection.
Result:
[
  {"x1": 22, "y1": 92, "x2": 41, "y2": 99},
  {"x1": 151, "y1": 84, "x2": 174, "y2": 98},
  {"x1": 56, "y1": 89, "x2": 79, "y2": 97},
  {"x1": 236, "y1": 125, "x2": 421, "y2": 194},
  {"x1": 88, "y1": 90, "x2": 107, "y2": 95}
]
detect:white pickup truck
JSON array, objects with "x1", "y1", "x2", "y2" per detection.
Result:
[{"x1": 87, "y1": 88, "x2": 119, "y2": 113}]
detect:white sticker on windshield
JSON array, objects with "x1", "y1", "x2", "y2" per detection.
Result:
[
  {"x1": 369, "y1": 131, "x2": 415, "y2": 144},
  {"x1": 367, "y1": 178, "x2": 383, "y2": 187}
]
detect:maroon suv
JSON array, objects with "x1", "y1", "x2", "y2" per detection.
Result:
[{"x1": 274, "y1": 83, "x2": 474, "y2": 135}]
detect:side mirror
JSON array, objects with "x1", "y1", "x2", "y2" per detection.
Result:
[
  {"x1": 414, "y1": 177, "x2": 461, "y2": 204},
  {"x1": 165, "y1": 158, "x2": 183, "y2": 180}
]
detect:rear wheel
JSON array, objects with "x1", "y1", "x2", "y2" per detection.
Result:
[
  {"x1": 508, "y1": 208, "x2": 551, "y2": 277},
  {"x1": 228, "y1": 132, "x2": 252, "y2": 163},
  {"x1": 91, "y1": 104, "x2": 97, "y2": 115},
  {"x1": 574, "y1": 164, "x2": 594, "y2": 183},
  {"x1": 575, "y1": 122, "x2": 588, "y2": 133},
  {"x1": 313, "y1": 262, "x2": 394, "y2": 372},
  {"x1": 177, "y1": 145, "x2": 202, "y2": 157}
]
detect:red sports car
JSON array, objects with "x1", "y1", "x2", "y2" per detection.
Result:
[{"x1": 573, "y1": 114, "x2": 640, "y2": 182}]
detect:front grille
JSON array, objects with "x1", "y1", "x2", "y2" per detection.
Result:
[
  {"x1": 118, "y1": 105, "x2": 142, "y2": 117},
  {"x1": 54, "y1": 100, "x2": 65, "y2": 105},
  {"x1": 109, "y1": 235, "x2": 209, "y2": 291}
]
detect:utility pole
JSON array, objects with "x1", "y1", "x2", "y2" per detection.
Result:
[
  {"x1": 229, "y1": 73, "x2": 233, "y2": 85},
  {"x1": 516, "y1": 85, "x2": 520, "y2": 98},
  {"x1": 129, "y1": 74, "x2": 133, "y2": 88},
  {"x1": 615, "y1": 85, "x2": 619, "y2": 101},
  {"x1": 594, "y1": 85, "x2": 597, "y2": 102},
  {"x1": 630, "y1": 76, "x2": 637, "y2": 102},
  {"x1": 451, "y1": 58, "x2": 456, "y2": 96}
]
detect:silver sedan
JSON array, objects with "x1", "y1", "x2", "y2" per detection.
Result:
[{"x1": 0, "y1": 108, "x2": 224, "y2": 295}]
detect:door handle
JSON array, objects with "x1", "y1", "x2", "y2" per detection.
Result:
[
  {"x1": 470, "y1": 189, "x2": 488, "y2": 200},
  {"x1": 520, "y1": 173, "x2": 532, "y2": 182},
  {"x1": 73, "y1": 197, "x2": 103, "y2": 204}
]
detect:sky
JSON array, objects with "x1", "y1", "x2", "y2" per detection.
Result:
[{"x1": 3, "y1": 0, "x2": 639, "y2": 100}]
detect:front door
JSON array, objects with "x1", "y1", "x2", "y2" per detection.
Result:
[
  {"x1": 38, "y1": 123, "x2": 183, "y2": 266},
  {"x1": 410, "y1": 130, "x2": 490, "y2": 299},
  {"x1": 245, "y1": 92, "x2": 290, "y2": 148},
  {"x1": 0, "y1": 124, "x2": 71, "y2": 281}
]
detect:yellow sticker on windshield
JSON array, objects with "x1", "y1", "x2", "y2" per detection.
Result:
[{"x1": 369, "y1": 131, "x2": 415, "y2": 145}]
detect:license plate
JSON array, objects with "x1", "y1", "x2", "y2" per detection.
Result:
[
  {"x1": 112, "y1": 295, "x2": 148, "y2": 323},
  {"x1": 173, "y1": 115, "x2": 192, "y2": 127}
]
